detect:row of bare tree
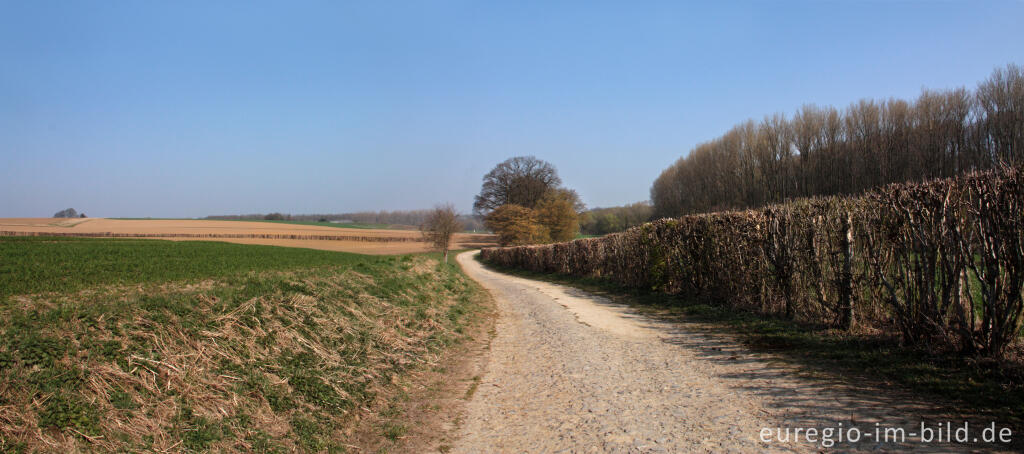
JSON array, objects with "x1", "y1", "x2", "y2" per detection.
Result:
[{"x1": 651, "y1": 64, "x2": 1024, "y2": 218}]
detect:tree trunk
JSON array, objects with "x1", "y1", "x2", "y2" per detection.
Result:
[{"x1": 838, "y1": 211, "x2": 855, "y2": 330}]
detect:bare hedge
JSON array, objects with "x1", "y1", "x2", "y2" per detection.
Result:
[{"x1": 482, "y1": 167, "x2": 1024, "y2": 357}]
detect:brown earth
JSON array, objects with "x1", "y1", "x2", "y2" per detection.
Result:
[{"x1": 0, "y1": 218, "x2": 496, "y2": 254}]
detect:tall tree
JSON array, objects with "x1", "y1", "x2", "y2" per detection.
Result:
[
  {"x1": 473, "y1": 156, "x2": 562, "y2": 215},
  {"x1": 650, "y1": 64, "x2": 1024, "y2": 218},
  {"x1": 534, "y1": 189, "x2": 581, "y2": 242},
  {"x1": 483, "y1": 204, "x2": 546, "y2": 246},
  {"x1": 976, "y1": 63, "x2": 1024, "y2": 164}
]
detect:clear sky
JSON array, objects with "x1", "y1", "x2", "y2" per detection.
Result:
[{"x1": 2, "y1": 1, "x2": 1022, "y2": 218}]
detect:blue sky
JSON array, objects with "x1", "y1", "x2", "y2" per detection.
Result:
[{"x1": 1, "y1": 1, "x2": 1022, "y2": 218}]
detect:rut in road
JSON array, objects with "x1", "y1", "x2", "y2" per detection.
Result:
[{"x1": 451, "y1": 251, "x2": 1004, "y2": 453}]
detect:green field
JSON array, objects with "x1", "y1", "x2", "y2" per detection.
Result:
[
  {"x1": 0, "y1": 236, "x2": 487, "y2": 452},
  {"x1": 0, "y1": 237, "x2": 378, "y2": 300}
]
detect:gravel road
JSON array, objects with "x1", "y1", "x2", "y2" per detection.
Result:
[{"x1": 452, "y1": 251, "x2": 1010, "y2": 453}]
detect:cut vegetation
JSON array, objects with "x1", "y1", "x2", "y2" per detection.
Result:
[{"x1": 0, "y1": 237, "x2": 489, "y2": 452}]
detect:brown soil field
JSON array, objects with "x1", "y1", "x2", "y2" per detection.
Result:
[{"x1": 0, "y1": 218, "x2": 496, "y2": 254}]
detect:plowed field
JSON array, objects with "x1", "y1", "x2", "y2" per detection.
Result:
[{"x1": 0, "y1": 218, "x2": 496, "y2": 254}]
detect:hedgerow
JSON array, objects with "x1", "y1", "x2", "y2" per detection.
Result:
[{"x1": 482, "y1": 166, "x2": 1024, "y2": 357}]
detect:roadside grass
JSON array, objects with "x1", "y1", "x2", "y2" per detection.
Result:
[
  {"x1": 476, "y1": 256, "x2": 1024, "y2": 425},
  {"x1": 0, "y1": 237, "x2": 488, "y2": 452}
]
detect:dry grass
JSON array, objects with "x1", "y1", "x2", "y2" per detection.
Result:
[{"x1": 0, "y1": 254, "x2": 487, "y2": 452}]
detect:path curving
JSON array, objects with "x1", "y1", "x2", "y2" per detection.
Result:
[{"x1": 451, "y1": 251, "x2": 1008, "y2": 453}]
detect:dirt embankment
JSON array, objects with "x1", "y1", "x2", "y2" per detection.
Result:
[{"x1": 0, "y1": 255, "x2": 491, "y2": 452}]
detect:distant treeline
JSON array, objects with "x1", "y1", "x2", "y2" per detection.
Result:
[
  {"x1": 579, "y1": 202, "x2": 653, "y2": 236},
  {"x1": 205, "y1": 210, "x2": 486, "y2": 231},
  {"x1": 651, "y1": 64, "x2": 1024, "y2": 218}
]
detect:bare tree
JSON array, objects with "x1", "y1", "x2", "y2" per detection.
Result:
[
  {"x1": 473, "y1": 156, "x2": 562, "y2": 215},
  {"x1": 650, "y1": 64, "x2": 1024, "y2": 218},
  {"x1": 977, "y1": 63, "x2": 1024, "y2": 164},
  {"x1": 421, "y1": 204, "x2": 462, "y2": 264}
]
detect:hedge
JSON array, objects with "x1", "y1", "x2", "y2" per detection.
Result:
[{"x1": 481, "y1": 166, "x2": 1024, "y2": 357}]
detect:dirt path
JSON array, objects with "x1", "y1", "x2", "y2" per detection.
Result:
[{"x1": 452, "y1": 251, "x2": 1012, "y2": 453}]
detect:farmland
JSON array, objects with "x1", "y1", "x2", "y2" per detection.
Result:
[
  {"x1": 0, "y1": 236, "x2": 490, "y2": 452},
  {"x1": 0, "y1": 218, "x2": 496, "y2": 255},
  {"x1": 196, "y1": 219, "x2": 415, "y2": 231}
]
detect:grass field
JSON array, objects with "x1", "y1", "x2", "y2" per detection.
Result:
[
  {"x1": 477, "y1": 256, "x2": 1024, "y2": 425},
  {"x1": 0, "y1": 237, "x2": 376, "y2": 299},
  {"x1": 0, "y1": 236, "x2": 488, "y2": 452}
]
